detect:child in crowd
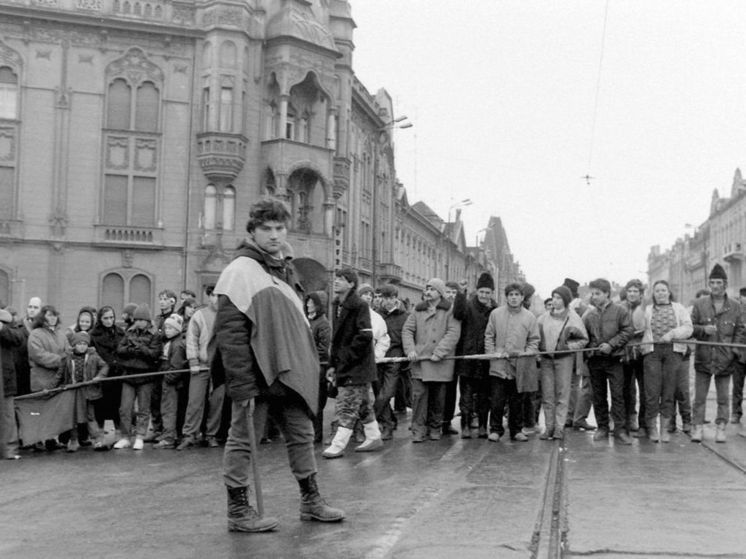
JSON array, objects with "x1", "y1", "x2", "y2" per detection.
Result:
[
  {"x1": 58, "y1": 332, "x2": 109, "y2": 451},
  {"x1": 154, "y1": 314, "x2": 189, "y2": 449}
]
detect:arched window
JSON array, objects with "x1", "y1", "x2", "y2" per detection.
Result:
[
  {"x1": 0, "y1": 66, "x2": 18, "y2": 120},
  {"x1": 222, "y1": 186, "x2": 235, "y2": 231},
  {"x1": 203, "y1": 185, "x2": 216, "y2": 230},
  {"x1": 101, "y1": 271, "x2": 152, "y2": 312},
  {"x1": 107, "y1": 78, "x2": 131, "y2": 129},
  {"x1": 135, "y1": 82, "x2": 158, "y2": 132},
  {"x1": 130, "y1": 274, "x2": 151, "y2": 305},
  {"x1": 219, "y1": 86, "x2": 233, "y2": 132},
  {"x1": 102, "y1": 272, "x2": 125, "y2": 311},
  {"x1": 0, "y1": 268, "x2": 8, "y2": 306}
]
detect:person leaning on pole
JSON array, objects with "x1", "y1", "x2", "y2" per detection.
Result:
[
  {"x1": 689, "y1": 263, "x2": 745, "y2": 443},
  {"x1": 211, "y1": 197, "x2": 343, "y2": 533}
]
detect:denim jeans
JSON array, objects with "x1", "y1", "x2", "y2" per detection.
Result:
[
  {"x1": 568, "y1": 360, "x2": 593, "y2": 425},
  {"x1": 488, "y1": 376, "x2": 521, "y2": 438},
  {"x1": 540, "y1": 356, "x2": 573, "y2": 432},
  {"x1": 223, "y1": 381, "x2": 316, "y2": 488},
  {"x1": 693, "y1": 371, "x2": 731, "y2": 425},
  {"x1": 588, "y1": 357, "x2": 625, "y2": 433},
  {"x1": 673, "y1": 357, "x2": 692, "y2": 424},
  {"x1": 458, "y1": 376, "x2": 489, "y2": 430},
  {"x1": 643, "y1": 346, "x2": 682, "y2": 422},
  {"x1": 411, "y1": 379, "x2": 446, "y2": 437},
  {"x1": 181, "y1": 369, "x2": 225, "y2": 440},
  {"x1": 119, "y1": 382, "x2": 153, "y2": 438},
  {"x1": 374, "y1": 362, "x2": 401, "y2": 431}
]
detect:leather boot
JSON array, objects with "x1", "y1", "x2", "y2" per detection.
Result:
[
  {"x1": 626, "y1": 414, "x2": 639, "y2": 432},
  {"x1": 226, "y1": 486, "x2": 278, "y2": 532},
  {"x1": 355, "y1": 422, "x2": 384, "y2": 452},
  {"x1": 322, "y1": 426, "x2": 352, "y2": 459},
  {"x1": 299, "y1": 473, "x2": 345, "y2": 522},
  {"x1": 660, "y1": 417, "x2": 671, "y2": 443},
  {"x1": 715, "y1": 422, "x2": 727, "y2": 443},
  {"x1": 690, "y1": 424, "x2": 703, "y2": 442},
  {"x1": 648, "y1": 415, "x2": 660, "y2": 442}
]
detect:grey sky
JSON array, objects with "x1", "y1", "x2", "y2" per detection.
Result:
[{"x1": 351, "y1": 1, "x2": 746, "y2": 297}]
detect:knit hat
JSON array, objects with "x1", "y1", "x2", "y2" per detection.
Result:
[
  {"x1": 123, "y1": 303, "x2": 138, "y2": 317},
  {"x1": 164, "y1": 313, "x2": 183, "y2": 332},
  {"x1": 476, "y1": 272, "x2": 495, "y2": 290},
  {"x1": 563, "y1": 278, "x2": 580, "y2": 298},
  {"x1": 426, "y1": 278, "x2": 446, "y2": 297},
  {"x1": 710, "y1": 263, "x2": 727, "y2": 281},
  {"x1": 358, "y1": 283, "x2": 375, "y2": 297},
  {"x1": 0, "y1": 309, "x2": 12, "y2": 324},
  {"x1": 132, "y1": 304, "x2": 152, "y2": 322},
  {"x1": 71, "y1": 331, "x2": 90, "y2": 346},
  {"x1": 551, "y1": 285, "x2": 572, "y2": 308}
]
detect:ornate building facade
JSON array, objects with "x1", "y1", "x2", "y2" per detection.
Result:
[{"x1": 0, "y1": 0, "x2": 523, "y2": 317}]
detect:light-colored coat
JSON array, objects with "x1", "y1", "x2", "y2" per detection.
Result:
[
  {"x1": 640, "y1": 302, "x2": 693, "y2": 355},
  {"x1": 28, "y1": 326, "x2": 70, "y2": 392},
  {"x1": 402, "y1": 298, "x2": 461, "y2": 382}
]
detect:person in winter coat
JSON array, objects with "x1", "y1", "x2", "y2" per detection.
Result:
[
  {"x1": 211, "y1": 198, "x2": 343, "y2": 532},
  {"x1": 323, "y1": 268, "x2": 383, "y2": 458},
  {"x1": 28, "y1": 305, "x2": 70, "y2": 393},
  {"x1": 564, "y1": 277, "x2": 595, "y2": 431},
  {"x1": 154, "y1": 314, "x2": 188, "y2": 449},
  {"x1": 179, "y1": 286, "x2": 224, "y2": 450},
  {"x1": 620, "y1": 279, "x2": 647, "y2": 436},
  {"x1": 402, "y1": 278, "x2": 461, "y2": 442},
  {"x1": 89, "y1": 306, "x2": 125, "y2": 437},
  {"x1": 453, "y1": 273, "x2": 497, "y2": 439},
  {"x1": 583, "y1": 278, "x2": 634, "y2": 445},
  {"x1": 375, "y1": 284, "x2": 410, "y2": 440},
  {"x1": 484, "y1": 283, "x2": 540, "y2": 442},
  {"x1": 305, "y1": 291, "x2": 330, "y2": 444},
  {"x1": 537, "y1": 286, "x2": 588, "y2": 440},
  {"x1": 65, "y1": 306, "x2": 97, "y2": 345},
  {"x1": 58, "y1": 332, "x2": 109, "y2": 451},
  {"x1": 0, "y1": 308, "x2": 25, "y2": 459},
  {"x1": 690, "y1": 264, "x2": 745, "y2": 443},
  {"x1": 639, "y1": 280, "x2": 693, "y2": 443},
  {"x1": 113, "y1": 304, "x2": 161, "y2": 450}
]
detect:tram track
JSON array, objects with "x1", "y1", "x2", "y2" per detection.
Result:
[
  {"x1": 696, "y1": 433, "x2": 746, "y2": 475},
  {"x1": 530, "y1": 438, "x2": 569, "y2": 559}
]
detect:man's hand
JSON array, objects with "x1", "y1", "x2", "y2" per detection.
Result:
[
  {"x1": 430, "y1": 354, "x2": 441, "y2": 362},
  {"x1": 407, "y1": 351, "x2": 418, "y2": 362},
  {"x1": 508, "y1": 350, "x2": 522, "y2": 358},
  {"x1": 598, "y1": 343, "x2": 612, "y2": 355},
  {"x1": 325, "y1": 367, "x2": 336, "y2": 385},
  {"x1": 458, "y1": 279, "x2": 468, "y2": 293},
  {"x1": 660, "y1": 333, "x2": 673, "y2": 343},
  {"x1": 703, "y1": 325, "x2": 717, "y2": 336},
  {"x1": 190, "y1": 365, "x2": 201, "y2": 375}
]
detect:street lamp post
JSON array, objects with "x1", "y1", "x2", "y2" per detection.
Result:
[{"x1": 445, "y1": 198, "x2": 472, "y2": 281}]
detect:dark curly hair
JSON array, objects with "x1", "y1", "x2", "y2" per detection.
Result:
[{"x1": 246, "y1": 197, "x2": 291, "y2": 233}]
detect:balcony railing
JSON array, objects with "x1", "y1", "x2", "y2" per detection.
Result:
[
  {"x1": 377, "y1": 262, "x2": 402, "y2": 282},
  {"x1": 10, "y1": 0, "x2": 198, "y2": 26},
  {"x1": 93, "y1": 224, "x2": 164, "y2": 248},
  {"x1": 723, "y1": 242, "x2": 744, "y2": 262},
  {"x1": 196, "y1": 133, "x2": 248, "y2": 183}
]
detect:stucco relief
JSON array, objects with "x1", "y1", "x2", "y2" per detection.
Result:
[
  {"x1": 106, "y1": 136, "x2": 130, "y2": 170},
  {"x1": 106, "y1": 47, "x2": 164, "y2": 86},
  {"x1": 0, "y1": 128, "x2": 15, "y2": 162},
  {"x1": 134, "y1": 139, "x2": 157, "y2": 172},
  {"x1": 0, "y1": 40, "x2": 23, "y2": 69}
]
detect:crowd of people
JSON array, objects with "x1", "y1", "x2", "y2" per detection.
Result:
[{"x1": 1, "y1": 197, "x2": 745, "y2": 532}]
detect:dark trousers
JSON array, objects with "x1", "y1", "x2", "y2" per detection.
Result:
[
  {"x1": 489, "y1": 376, "x2": 521, "y2": 438},
  {"x1": 673, "y1": 357, "x2": 692, "y2": 424},
  {"x1": 411, "y1": 379, "x2": 446, "y2": 437},
  {"x1": 394, "y1": 365, "x2": 412, "y2": 412},
  {"x1": 458, "y1": 376, "x2": 489, "y2": 430},
  {"x1": 588, "y1": 357, "x2": 625, "y2": 433},
  {"x1": 312, "y1": 371, "x2": 328, "y2": 444},
  {"x1": 732, "y1": 362, "x2": 745, "y2": 420},
  {"x1": 374, "y1": 363, "x2": 400, "y2": 432},
  {"x1": 150, "y1": 378, "x2": 163, "y2": 434},
  {"x1": 622, "y1": 358, "x2": 645, "y2": 429},
  {"x1": 442, "y1": 377, "x2": 458, "y2": 427}
]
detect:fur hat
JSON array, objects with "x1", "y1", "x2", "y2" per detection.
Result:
[
  {"x1": 0, "y1": 309, "x2": 12, "y2": 324},
  {"x1": 476, "y1": 272, "x2": 495, "y2": 291},
  {"x1": 709, "y1": 263, "x2": 727, "y2": 281},
  {"x1": 122, "y1": 303, "x2": 138, "y2": 317},
  {"x1": 164, "y1": 313, "x2": 183, "y2": 332},
  {"x1": 426, "y1": 278, "x2": 446, "y2": 298},
  {"x1": 551, "y1": 286, "x2": 572, "y2": 308},
  {"x1": 132, "y1": 304, "x2": 152, "y2": 322},
  {"x1": 563, "y1": 278, "x2": 580, "y2": 298},
  {"x1": 71, "y1": 331, "x2": 90, "y2": 346}
]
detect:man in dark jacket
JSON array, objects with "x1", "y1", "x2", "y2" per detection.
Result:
[
  {"x1": 453, "y1": 273, "x2": 497, "y2": 438},
  {"x1": 690, "y1": 264, "x2": 745, "y2": 442},
  {"x1": 374, "y1": 284, "x2": 410, "y2": 440},
  {"x1": 583, "y1": 278, "x2": 634, "y2": 445},
  {"x1": 0, "y1": 308, "x2": 25, "y2": 459},
  {"x1": 323, "y1": 268, "x2": 382, "y2": 458},
  {"x1": 212, "y1": 198, "x2": 343, "y2": 533}
]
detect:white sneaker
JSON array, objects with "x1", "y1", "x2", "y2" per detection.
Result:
[
  {"x1": 113, "y1": 438, "x2": 131, "y2": 449},
  {"x1": 132, "y1": 437, "x2": 144, "y2": 450},
  {"x1": 488, "y1": 432, "x2": 501, "y2": 442}
]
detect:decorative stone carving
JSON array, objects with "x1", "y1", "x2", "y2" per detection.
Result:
[
  {"x1": 122, "y1": 249, "x2": 134, "y2": 268},
  {"x1": 106, "y1": 47, "x2": 164, "y2": 86},
  {"x1": 0, "y1": 39, "x2": 22, "y2": 69},
  {"x1": 106, "y1": 136, "x2": 130, "y2": 169},
  {"x1": 78, "y1": 54, "x2": 94, "y2": 65},
  {"x1": 49, "y1": 212, "x2": 68, "y2": 237},
  {"x1": 76, "y1": 0, "x2": 103, "y2": 10},
  {"x1": 34, "y1": 0, "x2": 59, "y2": 7},
  {"x1": 332, "y1": 156, "x2": 349, "y2": 198},
  {"x1": 55, "y1": 86, "x2": 72, "y2": 109},
  {"x1": 36, "y1": 50, "x2": 52, "y2": 60},
  {"x1": 172, "y1": 5, "x2": 196, "y2": 25},
  {"x1": 134, "y1": 138, "x2": 157, "y2": 171},
  {"x1": 196, "y1": 133, "x2": 248, "y2": 182},
  {"x1": 0, "y1": 128, "x2": 16, "y2": 162}
]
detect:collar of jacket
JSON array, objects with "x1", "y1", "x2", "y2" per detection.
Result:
[
  {"x1": 235, "y1": 239, "x2": 288, "y2": 270},
  {"x1": 414, "y1": 298, "x2": 451, "y2": 312},
  {"x1": 338, "y1": 290, "x2": 362, "y2": 310},
  {"x1": 708, "y1": 294, "x2": 735, "y2": 312}
]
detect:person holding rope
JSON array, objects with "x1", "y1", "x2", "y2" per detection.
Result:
[
  {"x1": 639, "y1": 280, "x2": 693, "y2": 443},
  {"x1": 212, "y1": 197, "x2": 343, "y2": 532},
  {"x1": 690, "y1": 264, "x2": 745, "y2": 443}
]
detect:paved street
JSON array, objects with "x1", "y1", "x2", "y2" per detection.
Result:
[{"x1": 2, "y1": 401, "x2": 745, "y2": 559}]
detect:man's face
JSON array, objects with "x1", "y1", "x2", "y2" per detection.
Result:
[
  {"x1": 709, "y1": 279, "x2": 726, "y2": 297},
  {"x1": 424, "y1": 285, "x2": 441, "y2": 303},
  {"x1": 159, "y1": 295, "x2": 175, "y2": 311},
  {"x1": 27, "y1": 297, "x2": 41, "y2": 318},
  {"x1": 476, "y1": 288, "x2": 493, "y2": 306},
  {"x1": 372, "y1": 293, "x2": 383, "y2": 308},
  {"x1": 333, "y1": 275, "x2": 354, "y2": 295},
  {"x1": 444, "y1": 287, "x2": 458, "y2": 301},
  {"x1": 590, "y1": 288, "x2": 609, "y2": 307},
  {"x1": 381, "y1": 295, "x2": 398, "y2": 312},
  {"x1": 506, "y1": 290, "x2": 523, "y2": 309},
  {"x1": 250, "y1": 220, "x2": 287, "y2": 255},
  {"x1": 626, "y1": 287, "x2": 641, "y2": 303}
]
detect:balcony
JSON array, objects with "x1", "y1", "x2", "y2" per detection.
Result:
[
  {"x1": 377, "y1": 262, "x2": 402, "y2": 282},
  {"x1": 196, "y1": 133, "x2": 248, "y2": 183},
  {"x1": 358, "y1": 257, "x2": 372, "y2": 272},
  {"x1": 93, "y1": 225, "x2": 164, "y2": 249},
  {"x1": 261, "y1": 138, "x2": 333, "y2": 178},
  {"x1": 723, "y1": 242, "x2": 745, "y2": 263}
]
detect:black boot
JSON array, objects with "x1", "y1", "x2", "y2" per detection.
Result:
[
  {"x1": 226, "y1": 486, "x2": 278, "y2": 532},
  {"x1": 299, "y1": 473, "x2": 345, "y2": 522}
]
